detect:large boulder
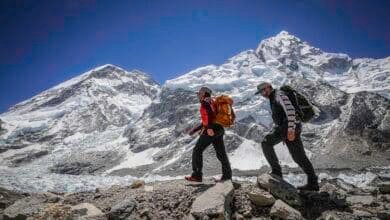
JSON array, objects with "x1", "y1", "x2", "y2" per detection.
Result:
[
  {"x1": 378, "y1": 181, "x2": 390, "y2": 194},
  {"x1": 270, "y1": 200, "x2": 303, "y2": 220},
  {"x1": 257, "y1": 173, "x2": 302, "y2": 206},
  {"x1": 0, "y1": 187, "x2": 25, "y2": 210},
  {"x1": 346, "y1": 195, "x2": 375, "y2": 206},
  {"x1": 3, "y1": 195, "x2": 48, "y2": 220},
  {"x1": 247, "y1": 187, "x2": 275, "y2": 207},
  {"x1": 71, "y1": 203, "x2": 104, "y2": 218},
  {"x1": 108, "y1": 197, "x2": 137, "y2": 220},
  {"x1": 190, "y1": 181, "x2": 234, "y2": 219}
]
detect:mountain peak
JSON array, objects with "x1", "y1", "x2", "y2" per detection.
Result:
[
  {"x1": 90, "y1": 64, "x2": 127, "y2": 75},
  {"x1": 94, "y1": 63, "x2": 115, "y2": 69},
  {"x1": 257, "y1": 31, "x2": 303, "y2": 51},
  {"x1": 130, "y1": 69, "x2": 149, "y2": 76},
  {"x1": 130, "y1": 69, "x2": 160, "y2": 86},
  {"x1": 255, "y1": 30, "x2": 317, "y2": 64},
  {"x1": 275, "y1": 30, "x2": 299, "y2": 39}
]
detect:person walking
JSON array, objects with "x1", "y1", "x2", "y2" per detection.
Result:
[
  {"x1": 255, "y1": 82, "x2": 319, "y2": 191},
  {"x1": 185, "y1": 87, "x2": 233, "y2": 183}
]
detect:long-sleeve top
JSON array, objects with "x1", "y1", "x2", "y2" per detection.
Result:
[
  {"x1": 191, "y1": 97, "x2": 217, "y2": 134},
  {"x1": 269, "y1": 89, "x2": 300, "y2": 133}
]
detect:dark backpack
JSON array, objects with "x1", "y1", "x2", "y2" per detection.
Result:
[{"x1": 280, "y1": 85, "x2": 316, "y2": 123}]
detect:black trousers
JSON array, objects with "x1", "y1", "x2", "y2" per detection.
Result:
[
  {"x1": 191, "y1": 132, "x2": 232, "y2": 179},
  {"x1": 261, "y1": 124, "x2": 317, "y2": 182}
]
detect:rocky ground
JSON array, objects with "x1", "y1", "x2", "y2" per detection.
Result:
[{"x1": 1, "y1": 173, "x2": 390, "y2": 220}]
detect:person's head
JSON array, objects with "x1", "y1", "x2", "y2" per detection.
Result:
[
  {"x1": 255, "y1": 82, "x2": 273, "y2": 98},
  {"x1": 197, "y1": 87, "x2": 212, "y2": 102}
]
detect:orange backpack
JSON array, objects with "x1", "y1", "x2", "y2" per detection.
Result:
[{"x1": 213, "y1": 95, "x2": 235, "y2": 127}]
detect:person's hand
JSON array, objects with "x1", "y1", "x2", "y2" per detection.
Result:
[
  {"x1": 186, "y1": 127, "x2": 195, "y2": 136},
  {"x1": 189, "y1": 128, "x2": 199, "y2": 136},
  {"x1": 287, "y1": 129, "x2": 295, "y2": 141},
  {"x1": 207, "y1": 128, "x2": 215, "y2": 136}
]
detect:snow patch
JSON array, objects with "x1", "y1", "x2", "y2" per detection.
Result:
[
  {"x1": 104, "y1": 148, "x2": 161, "y2": 174},
  {"x1": 229, "y1": 139, "x2": 313, "y2": 171}
]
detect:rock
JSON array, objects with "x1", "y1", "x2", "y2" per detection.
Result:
[
  {"x1": 257, "y1": 173, "x2": 302, "y2": 206},
  {"x1": 378, "y1": 194, "x2": 390, "y2": 204},
  {"x1": 3, "y1": 195, "x2": 47, "y2": 219},
  {"x1": 144, "y1": 185, "x2": 154, "y2": 192},
  {"x1": 242, "y1": 210, "x2": 252, "y2": 218},
  {"x1": 43, "y1": 192, "x2": 62, "y2": 203},
  {"x1": 108, "y1": 197, "x2": 137, "y2": 220},
  {"x1": 190, "y1": 181, "x2": 234, "y2": 219},
  {"x1": 378, "y1": 210, "x2": 390, "y2": 220},
  {"x1": 9, "y1": 150, "x2": 49, "y2": 166},
  {"x1": 232, "y1": 212, "x2": 245, "y2": 220},
  {"x1": 232, "y1": 182, "x2": 242, "y2": 189},
  {"x1": 352, "y1": 209, "x2": 374, "y2": 218},
  {"x1": 346, "y1": 195, "x2": 375, "y2": 206},
  {"x1": 334, "y1": 179, "x2": 357, "y2": 193},
  {"x1": 71, "y1": 203, "x2": 104, "y2": 218},
  {"x1": 50, "y1": 162, "x2": 93, "y2": 175},
  {"x1": 50, "y1": 151, "x2": 121, "y2": 175},
  {"x1": 247, "y1": 187, "x2": 275, "y2": 206},
  {"x1": 0, "y1": 187, "x2": 25, "y2": 210},
  {"x1": 140, "y1": 208, "x2": 152, "y2": 218},
  {"x1": 378, "y1": 181, "x2": 390, "y2": 194},
  {"x1": 320, "y1": 183, "x2": 346, "y2": 195},
  {"x1": 270, "y1": 200, "x2": 303, "y2": 220},
  {"x1": 131, "y1": 180, "x2": 145, "y2": 189},
  {"x1": 36, "y1": 203, "x2": 73, "y2": 219},
  {"x1": 317, "y1": 210, "x2": 356, "y2": 220}
]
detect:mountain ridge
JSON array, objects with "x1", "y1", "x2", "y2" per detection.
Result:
[{"x1": 0, "y1": 30, "x2": 388, "y2": 193}]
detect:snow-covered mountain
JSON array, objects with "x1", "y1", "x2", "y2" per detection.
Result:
[{"x1": 0, "y1": 31, "x2": 389, "y2": 192}]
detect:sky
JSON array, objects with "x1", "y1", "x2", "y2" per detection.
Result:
[{"x1": 0, "y1": 0, "x2": 389, "y2": 113}]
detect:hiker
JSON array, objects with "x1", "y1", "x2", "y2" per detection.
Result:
[
  {"x1": 185, "y1": 87, "x2": 234, "y2": 182},
  {"x1": 255, "y1": 82, "x2": 319, "y2": 191}
]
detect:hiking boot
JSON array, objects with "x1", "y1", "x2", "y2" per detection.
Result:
[
  {"x1": 268, "y1": 171, "x2": 283, "y2": 179},
  {"x1": 297, "y1": 182, "x2": 319, "y2": 191},
  {"x1": 185, "y1": 175, "x2": 202, "y2": 182},
  {"x1": 298, "y1": 175, "x2": 319, "y2": 191}
]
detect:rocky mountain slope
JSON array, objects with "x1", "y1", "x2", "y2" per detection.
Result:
[
  {"x1": 0, "y1": 31, "x2": 389, "y2": 193},
  {"x1": 1, "y1": 174, "x2": 390, "y2": 220}
]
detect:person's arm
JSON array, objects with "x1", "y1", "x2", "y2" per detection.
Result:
[
  {"x1": 276, "y1": 92, "x2": 296, "y2": 141},
  {"x1": 231, "y1": 107, "x2": 236, "y2": 123},
  {"x1": 188, "y1": 124, "x2": 202, "y2": 135}
]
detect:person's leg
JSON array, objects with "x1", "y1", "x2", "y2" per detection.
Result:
[
  {"x1": 286, "y1": 134, "x2": 318, "y2": 189},
  {"x1": 212, "y1": 135, "x2": 232, "y2": 179},
  {"x1": 191, "y1": 135, "x2": 213, "y2": 178},
  {"x1": 261, "y1": 129, "x2": 283, "y2": 177}
]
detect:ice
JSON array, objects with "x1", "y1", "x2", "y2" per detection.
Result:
[
  {"x1": 50, "y1": 64, "x2": 118, "y2": 91},
  {"x1": 0, "y1": 166, "x2": 136, "y2": 192},
  {"x1": 337, "y1": 172, "x2": 378, "y2": 188},
  {"x1": 142, "y1": 174, "x2": 185, "y2": 183},
  {"x1": 0, "y1": 31, "x2": 388, "y2": 194}
]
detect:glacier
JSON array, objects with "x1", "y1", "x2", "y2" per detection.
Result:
[{"x1": 0, "y1": 31, "x2": 389, "y2": 192}]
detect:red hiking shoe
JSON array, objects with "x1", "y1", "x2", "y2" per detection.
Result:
[{"x1": 185, "y1": 175, "x2": 202, "y2": 182}]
